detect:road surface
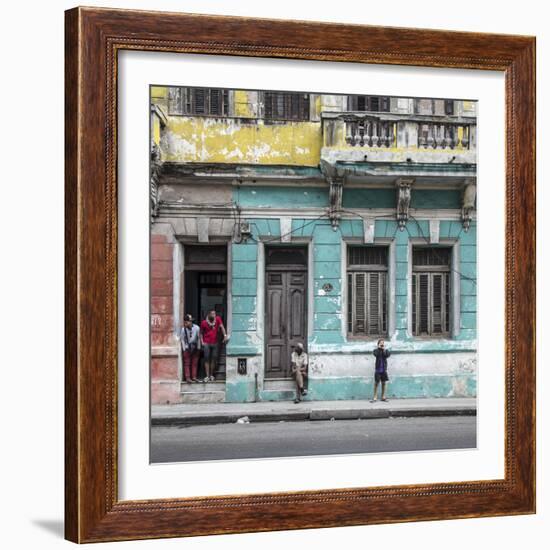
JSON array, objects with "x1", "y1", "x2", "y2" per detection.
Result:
[{"x1": 150, "y1": 416, "x2": 476, "y2": 462}]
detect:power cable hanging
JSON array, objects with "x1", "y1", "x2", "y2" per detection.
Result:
[{"x1": 408, "y1": 214, "x2": 477, "y2": 285}]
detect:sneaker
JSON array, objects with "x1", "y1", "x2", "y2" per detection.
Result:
[
  {"x1": 185, "y1": 379, "x2": 192, "y2": 384},
  {"x1": 203, "y1": 377, "x2": 209, "y2": 383},
  {"x1": 294, "y1": 398, "x2": 301, "y2": 404},
  {"x1": 191, "y1": 378, "x2": 199, "y2": 383},
  {"x1": 301, "y1": 389, "x2": 308, "y2": 396},
  {"x1": 210, "y1": 375, "x2": 216, "y2": 382}
]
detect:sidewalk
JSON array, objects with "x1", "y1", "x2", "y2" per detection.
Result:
[{"x1": 151, "y1": 397, "x2": 476, "y2": 427}]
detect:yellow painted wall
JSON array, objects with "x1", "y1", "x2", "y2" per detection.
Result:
[
  {"x1": 233, "y1": 90, "x2": 256, "y2": 118},
  {"x1": 152, "y1": 115, "x2": 161, "y2": 147},
  {"x1": 162, "y1": 115, "x2": 322, "y2": 166},
  {"x1": 151, "y1": 88, "x2": 475, "y2": 165}
]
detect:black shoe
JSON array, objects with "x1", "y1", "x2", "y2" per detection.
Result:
[{"x1": 301, "y1": 389, "x2": 308, "y2": 396}]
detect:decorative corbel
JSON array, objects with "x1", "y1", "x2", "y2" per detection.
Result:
[
  {"x1": 461, "y1": 178, "x2": 477, "y2": 231},
  {"x1": 320, "y1": 159, "x2": 346, "y2": 229},
  {"x1": 395, "y1": 177, "x2": 414, "y2": 231},
  {"x1": 150, "y1": 142, "x2": 162, "y2": 223}
]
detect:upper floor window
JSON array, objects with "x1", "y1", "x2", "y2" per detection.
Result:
[
  {"x1": 263, "y1": 92, "x2": 310, "y2": 121},
  {"x1": 348, "y1": 95, "x2": 390, "y2": 112},
  {"x1": 414, "y1": 98, "x2": 456, "y2": 116},
  {"x1": 347, "y1": 246, "x2": 388, "y2": 337},
  {"x1": 168, "y1": 87, "x2": 230, "y2": 116},
  {"x1": 412, "y1": 247, "x2": 451, "y2": 337}
]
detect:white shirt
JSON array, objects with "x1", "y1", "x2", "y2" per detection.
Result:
[
  {"x1": 180, "y1": 324, "x2": 200, "y2": 351},
  {"x1": 291, "y1": 351, "x2": 308, "y2": 368}
]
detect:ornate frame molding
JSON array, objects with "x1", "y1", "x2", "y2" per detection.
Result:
[{"x1": 65, "y1": 7, "x2": 535, "y2": 543}]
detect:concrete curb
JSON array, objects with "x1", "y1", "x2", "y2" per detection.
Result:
[{"x1": 152, "y1": 406, "x2": 476, "y2": 426}]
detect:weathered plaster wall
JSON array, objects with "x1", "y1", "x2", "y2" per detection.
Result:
[
  {"x1": 235, "y1": 186, "x2": 463, "y2": 210},
  {"x1": 151, "y1": 88, "x2": 477, "y2": 168},
  {"x1": 150, "y1": 233, "x2": 181, "y2": 405},
  {"x1": 162, "y1": 117, "x2": 322, "y2": 165},
  {"x1": 223, "y1": 212, "x2": 477, "y2": 402}
]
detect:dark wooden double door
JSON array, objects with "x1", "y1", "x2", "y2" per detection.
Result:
[{"x1": 265, "y1": 247, "x2": 308, "y2": 379}]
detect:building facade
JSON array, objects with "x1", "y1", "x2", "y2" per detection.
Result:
[{"x1": 150, "y1": 87, "x2": 477, "y2": 404}]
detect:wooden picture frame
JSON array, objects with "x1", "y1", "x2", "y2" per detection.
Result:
[{"x1": 65, "y1": 6, "x2": 536, "y2": 543}]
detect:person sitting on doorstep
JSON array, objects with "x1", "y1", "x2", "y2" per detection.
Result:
[
  {"x1": 200, "y1": 309, "x2": 228, "y2": 382},
  {"x1": 291, "y1": 342, "x2": 308, "y2": 404},
  {"x1": 371, "y1": 338, "x2": 391, "y2": 402},
  {"x1": 180, "y1": 314, "x2": 200, "y2": 384}
]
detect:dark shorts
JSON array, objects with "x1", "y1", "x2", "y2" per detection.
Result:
[
  {"x1": 203, "y1": 343, "x2": 219, "y2": 361},
  {"x1": 375, "y1": 371, "x2": 389, "y2": 383}
]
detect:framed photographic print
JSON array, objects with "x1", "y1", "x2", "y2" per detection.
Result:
[{"x1": 65, "y1": 6, "x2": 536, "y2": 543}]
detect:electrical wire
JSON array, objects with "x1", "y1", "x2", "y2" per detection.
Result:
[
  {"x1": 408, "y1": 213, "x2": 477, "y2": 285},
  {"x1": 246, "y1": 212, "x2": 332, "y2": 244}
]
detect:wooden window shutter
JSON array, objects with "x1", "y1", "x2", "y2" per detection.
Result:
[
  {"x1": 417, "y1": 273, "x2": 430, "y2": 335},
  {"x1": 347, "y1": 272, "x2": 353, "y2": 333},
  {"x1": 412, "y1": 248, "x2": 452, "y2": 336},
  {"x1": 347, "y1": 246, "x2": 388, "y2": 336},
  {"x1": 432, "y1": 273, "x2": 443, "y2": 333},
  {"x1": 264, "y1": 92, "x2": 273, "y2": 118},
  {"x1": 223, "y1": 90, "x2": 229, "y2": 116},
  {"x1": 354, "y1": 272, "x2": 366, "y2": 334},
  {"x1": 368, "y1": 273, "x2": 385, "y2": 335},
  {"x1": 209, "y1": 88, "x2": 221, "y2": 115},
  {"x1": 193, "y1": 88, "x2": 206, "y2": 114}
]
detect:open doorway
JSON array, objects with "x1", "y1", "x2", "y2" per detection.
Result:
[{"x1": 183, "y1": 245, "x2": 227, "y2": 379}]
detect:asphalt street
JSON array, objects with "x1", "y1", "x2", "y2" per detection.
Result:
[{"x1": 150, "y1": 416, "x2": 476, "y2": 462}]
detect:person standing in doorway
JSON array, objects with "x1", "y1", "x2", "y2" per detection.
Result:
[
  {"x1": 200, "y1": 309, "x2": 228, "y2": 382},
  {"x1": 371, "y1": 339, "x2": 390, "y2": 402},
  {"x1": 291, "y1": 342, "x2": 308, "y2": 404},
  {"x1": 180, "y1": 314, "x2": 200, "y2": 384}
]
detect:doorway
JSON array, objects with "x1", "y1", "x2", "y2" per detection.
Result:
[
  {"x1": 184, "y1": 245, "x2": 227, "y2": 379},
  {"x1": 265, "y1": 246, "x2": 308, "y2": 379}
]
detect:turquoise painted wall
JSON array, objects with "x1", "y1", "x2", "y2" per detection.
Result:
[
  {"x1": 227, "y1": 185, "x2": 476, "y2": 357},
  {"x1": 235, "y1": 186, "x2": 462, "y2": 210},
  {"x1": 227, "y1": 215, "x2": 476, "y2": 355}
]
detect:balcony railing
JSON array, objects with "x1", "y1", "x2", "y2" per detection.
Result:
[
  {"x1": 417, "y1": 122, "x2": 471, "y2": 149},
  {"x1": 324, "y1": 112, "x2": 476, "y2": 151},
  {"x1": 345, "y1": 119, "x2": 396, "y2": 148}
]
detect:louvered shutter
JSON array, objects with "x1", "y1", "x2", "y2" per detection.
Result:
[
  {"x1": 347, "y1": 273, "x2": 353, "y2": 333},
  {"x1": 193, "y1": 88, "x2": 206, "y2": 114},
  {"x1": 418, "y1": 273, "x2": 430, "y2": 335},
  {"x1": 209, "y1": 89, "x2": 220, "y2": 115},
  {"x1": 432, "y1": 274, "x2": 443, "y2": 333},
  {"x1": 264, "y1": 92, "x2": 273, "y2": 119},
  {"x1": 368, "y1": 273, "x2": 380, "y2": 335},
  {"x1": 354, "y1": 272, "x2": 366, "y2": 334}
]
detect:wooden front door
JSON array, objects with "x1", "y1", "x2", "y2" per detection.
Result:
[{"x1": 265, "y1": 247, "x2": 308, "y2": 378}]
